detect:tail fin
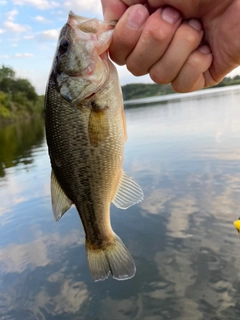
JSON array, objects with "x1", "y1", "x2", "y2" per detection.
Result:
[{"x1": 86, "y1": 233, "x2": 136, "y2": 281}]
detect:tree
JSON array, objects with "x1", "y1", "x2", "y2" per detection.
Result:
[
  {"x1": 0, "y1": 65, "x2": 37, "y2": 102},
  {"x1": 0, "y1": 65, "x2": 15, "y2": 81},
  {"x1": 14, "y1": 78, "x2": 38, "y2": 102}
]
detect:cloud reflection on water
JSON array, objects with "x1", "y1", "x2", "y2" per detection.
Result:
[{"x1": 1, "y1": 90, "x2": 240, "y2": 319}]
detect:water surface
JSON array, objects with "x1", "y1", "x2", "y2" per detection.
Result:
[{"x1": 1, "y1": 88, "x2": 240, "y2": 319}]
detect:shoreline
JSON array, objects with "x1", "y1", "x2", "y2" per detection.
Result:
[{"x1": 124, "y1": 84, "x2": 240, "y2": 106}]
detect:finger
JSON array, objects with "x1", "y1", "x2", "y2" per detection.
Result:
[
  {"x1": 101, "y1": 0, "x2": 128, "y2": 21},
  {"x1": 109, "y1": 4, "x2": 149, "y2": 65},
  {"x1": 171, "y1": 45, "x2": 213, "y2": 92},
  {"x1": 148, "y1": 0, "x2": 201, "y2": 17},
  {"x1": 125, "y1": 6, "x2": 182, "y2": 76},
  {"x1": 149, "y1": 19, "x2": 204, "y2": 84},
  {"x1": 101, "y1": 0, "x2": 146, "y2": 21}
]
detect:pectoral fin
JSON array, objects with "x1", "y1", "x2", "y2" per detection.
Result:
[
  {"x1": 51, "y1": 170, "x2": 72, "y2": 221},
  {"x1": 112, "y1": 171, "x2": 144, "y2": 209}
]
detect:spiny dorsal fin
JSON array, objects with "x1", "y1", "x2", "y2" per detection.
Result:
[
  {"x1": 112, "y1": 171, "x2": 143, "y2": 209},
  {"x1": 51, "y1": 170, "x2": 72, "y2": 221}
]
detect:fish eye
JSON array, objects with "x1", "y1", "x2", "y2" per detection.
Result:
[{"x1": 59, "y1": 38, "x2": 69, "y2": 54}]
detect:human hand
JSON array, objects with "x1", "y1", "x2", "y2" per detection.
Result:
[
  {"x1": 101, "y1": 0, "x2": 240, "y2": 92},
  {"x1": 145, "y1": 0, "x2": 240, "y2": 88},
  {"x1": 101, "y1": 1, "x2": 212, "y2": 92}
]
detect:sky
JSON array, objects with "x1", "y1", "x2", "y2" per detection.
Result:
[
  {"x1": 0, "y1": 0, "x2": 240, "y2": 95},
  {"x1": 0, "y1": 0, "x2": 154, "y2": 95}
]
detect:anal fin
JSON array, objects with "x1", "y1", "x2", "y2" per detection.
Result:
[{"x1": 112, "y1": 171, "x2": 143, "y2": 209}]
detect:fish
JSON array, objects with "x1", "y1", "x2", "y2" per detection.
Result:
[
  {"x1": 233, "y1": 218, "x2": 240, "y2": 233},
  {"x1": 44, "y1": 11, "x2": 143, "y2": 281}
]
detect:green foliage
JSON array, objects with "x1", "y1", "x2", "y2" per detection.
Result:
[
  {"x1": 0, "y1": 67, "x2": 37, "y2": 102},
  {"x1": 122, "y1": 83, "x2": 174, "y2": 101},
  {"x1": 122, "y1": 76, "x2": 240, "y2": 101},
  {"x1": 0, "y1": 65, "x2": 15, "y2": 81},
  {"x1": 14, "y1": 78, "x2": 38, "y2": 101},
  {"x1": 0, "y1": 91, "x2": 11, "y2": 118},
  {"x1": 0, "y1": 65, "x2": 43, "y2": 122},
  {"x1": 0, "y1": 91, "x2": 11, "y2": 109},
  {"x1": 212, "y1": 76, "x2": 240, "y2": 88}
]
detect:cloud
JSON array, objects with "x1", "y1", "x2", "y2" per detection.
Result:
[
  {"x1": 0, "y1": 228, "x2": 88, "y2": 316},
  {"x1": 5, "y1": 9, "x2": 18, "y2": 21},
  {"x1": 35, "y1": 279, "x2": 89, "y2": 314},
  {"x1": 3, "y1": 10, "x2": 29, "y2": 33},
  {"x1": 0, "y1": 29, "x2": 5, "y2": 34},
  {"x1": 3, "y1": 20, "x2": 28, "y2": 33},
  {"x1": 0, "y1": 55, "x2": 9, "y2": 59},
  {"x1": 34, "y1": 15, "x2": 50, "y2": 23},
  {"x1": 24, "y1": 35, "x2": 35, "y2": 40},
  {"x1": 141, "y1": 189, "x2": 173, "y2": 216},
  {"x1": 13, "y1": 53, "x2": 34, "y2": 58},
  {"x1": 0, "y1": 0, "x2": 7, "y2": 4},
  {"x1": 38, "y1": 28, "x2": 60, "y2": 41},
  {"x1": 13, "y1": 0, "x2": 59, "y2": 10},
  {"x1": 63, "y1": 0, "x2": 103, "y2": 17}
]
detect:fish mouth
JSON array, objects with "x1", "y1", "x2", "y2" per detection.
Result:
[{"x1": 67, "y1": 72, "x2": 82, "y2": 77}]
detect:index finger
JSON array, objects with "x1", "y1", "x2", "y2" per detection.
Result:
[{"x1": 101, "y1": 0, "x2": 145, "y2": 21}]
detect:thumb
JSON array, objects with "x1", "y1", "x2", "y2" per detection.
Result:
[{"x1": 101, "y1": 0, "x2": 128, "y2": 21}]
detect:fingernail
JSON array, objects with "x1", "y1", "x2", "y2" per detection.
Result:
[
  {"x1": 162, "y1": 6, "x2": 181, "y2": 24},
  {"x1": 127, "y1": 5, "x2": 148, "y2": 29},
  {"x1": 199, "y1": 45, "x2": 211, "y2": 54},
  {"x1": 188, "y1": 19, "x2": 202, "y2": 31}
]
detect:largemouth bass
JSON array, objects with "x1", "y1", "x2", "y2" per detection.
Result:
[{"x1": 44, "y1": 12, "x2": 143, "y2": 281}]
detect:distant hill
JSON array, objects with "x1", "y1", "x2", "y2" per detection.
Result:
[
  {"x1": 121, "y1": 83, "x2": 174, "y2": 101},
  {"x1": 122, "y1": 75, "x2": 240, "y2": 101}
]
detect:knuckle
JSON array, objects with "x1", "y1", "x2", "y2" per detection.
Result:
[
  {"x1": 149, "y1": 68, "x2": 161, "y2": 83},
  {"x1": 149, "y1": 67, "x2": 170, "y2": 85},
  {"x1": 126, "y1": 59, "x2": 146, "y2": 77},
  {"x1": 177, "y1": 24, "x2": 200, "y2": 48},
  {"x1": 172, "y1": 82, "x2": 187, "y2": 93},
  {"x1": 184, "y1": 32, "x2": 198, "y2": 47},
  {"x1": 171, "y1": 79, "x2": 190, "y2": 92},
  {"x1": 172, "y1": 76, "x2": 203, "y2": 93},
  {"x1": 191, "y1": 58, "x2": 203, "y2": 71},
  {"x1": 185, "y1": 55, "x2": 201, "y2": 71},
  {"x1": 147, "y1": 27, "x2": 168, "y2": 43},
  {"x1": 143, "y1": 19, "x2": 169, "y2": 44},
  {"x1": 186, "y1": 51, "x2": 210, "y2": 73}
]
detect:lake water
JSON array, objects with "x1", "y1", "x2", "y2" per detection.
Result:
[{"x1": 1, "y1": 87, "x2": 240, "y2": 320}]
